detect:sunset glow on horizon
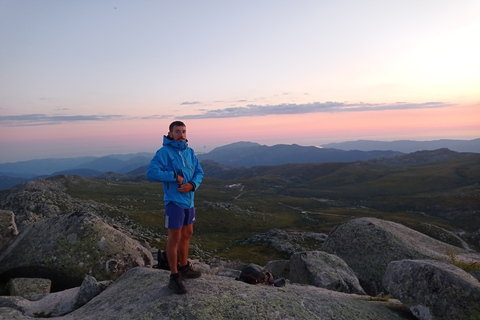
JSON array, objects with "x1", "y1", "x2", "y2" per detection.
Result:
[{"x1": 1, "y1": 1, "x2": 479, "y2": 162}]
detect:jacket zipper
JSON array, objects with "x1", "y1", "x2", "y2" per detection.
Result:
[{"x1": 180, "y1": 150, "x2": 194, "y2": 207}]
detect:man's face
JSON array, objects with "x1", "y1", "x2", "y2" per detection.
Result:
[{"x1": 169, "y1": 125, "x2": 187, "y2": 142}]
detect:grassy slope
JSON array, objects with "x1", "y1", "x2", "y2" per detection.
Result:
[{"x1": 60, "y1": 155, "x2": 479, "y2": 265}]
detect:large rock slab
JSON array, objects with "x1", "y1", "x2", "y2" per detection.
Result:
[
  {"x1": 289, "y1": 251, "x2": 366, "y2": 295},
  {"x1": 243, "y1": 228, "x2": 328, "y2": 255},
  {"x1": 0, "y1": 307, "x2": 33, "y2": 320},
  {"x1": 0, "y1": 177, "x2": 121, "y2": 230},
  {"x1": 265, "y1": 259, "x2": 290, "y2": 279},
  {"x1": 322, "y1": 217, "x2": 470, "y2": 295},
  {"x1": 0, "y1": 276, "x2": 111, "y2": 318},
  {"x1": 55, "y1": 267, "x2": 414, "y2": 320},
  {"x1": 0, "y1": 211, "x2": 153, "y2": 291},
  {"x1": 383, "y1": 259, "x2": 480, "y2": 320},
  {"x1": 0, "y1": 286, "x2": 79, "y2": 318}
]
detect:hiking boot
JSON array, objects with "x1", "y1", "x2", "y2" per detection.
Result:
[
  {"x1": 179, "y1": 262, "x2": 201, "y2": 279},
  {"x1": 168, "y1": 273, "x2": 187, "y2": 294}
]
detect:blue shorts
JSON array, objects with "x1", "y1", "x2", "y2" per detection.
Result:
[{"x1": 165, "y1": 202, "x2": 196, "y2": 229}]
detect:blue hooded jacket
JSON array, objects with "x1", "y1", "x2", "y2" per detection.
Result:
[{"x1": 146, "y1": 136, "x2": 204, "y2": 209}]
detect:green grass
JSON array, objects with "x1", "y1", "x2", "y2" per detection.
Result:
[
  {"x1": 443, "y1": 248, "x2": 480, "y2": 273},
  {"x1": 38, "y1": 155, "x2": 480, "y2": 265}
]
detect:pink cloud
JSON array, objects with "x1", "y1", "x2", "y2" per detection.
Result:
[{"x1": 1, "y1": 103, "x2": 478, "y2": 162}]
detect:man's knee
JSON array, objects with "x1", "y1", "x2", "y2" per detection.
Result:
[
  {"x1": 168, "y1": 228, "x2": 183, "y2": 243},
  {"x1": 181, "y1": 224, "x2": 194, "y2": 239}
]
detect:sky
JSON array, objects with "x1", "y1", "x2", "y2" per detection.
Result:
[{"x1": 1, "y1": 0, "x2": 479, "y2": 163}]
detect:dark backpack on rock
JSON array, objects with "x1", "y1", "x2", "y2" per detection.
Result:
[
  {"x1": 236, "y1": 263, "x2": 285, "y2": 287},
  {"x1": 152, "y1": 250, "x2": 170, "y2": 270}
]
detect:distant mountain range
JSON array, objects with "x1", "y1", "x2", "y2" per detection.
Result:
[
  {"x1": 0, "y1": 152, "x2": 154, "y2": 177},
  {"x1": 195, "y1": 142, "x2": 402, "y2": 167},
  {"x1": 0, "y1": 138, "x2": 478, "y2": 190},
  {"x1": 323, "y1": 138, "x2": 480, "y2": 153}
]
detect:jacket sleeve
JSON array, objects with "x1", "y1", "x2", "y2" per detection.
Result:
[
  {"x1": 146, "y1": 149, "x2": 177, "y2": 182},
  {"x1": 189, "y1": 150, "x2": 204, "y2": 190}
]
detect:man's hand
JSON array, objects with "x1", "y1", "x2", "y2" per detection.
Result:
[
  {"x1": 177, "y1": 183, "x2": 193, "y2": 193},
  {"x1": 176, "y1": 175, "x2": 184, "y2": 184}
]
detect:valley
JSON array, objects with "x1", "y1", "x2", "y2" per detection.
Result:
[{"x1": 1, "y1": 148, "x2": 479, "y2": 267}]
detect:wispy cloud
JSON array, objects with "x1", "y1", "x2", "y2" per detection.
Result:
[
  {"x1": 181, "y1": 101, "x2": 201, "y2": 105},
  {"x1": 0, "y1": 114, "x2": 126, "y2": 126},
  {"x1": 181, "y1": 101, "x2": 449, "y2": 119},
  {"x1": 141, "y1": 114, "x2": 172, "y2": 120},
  {"x1": 0, "y1": 101, "x2": 451, "y2": 126}
]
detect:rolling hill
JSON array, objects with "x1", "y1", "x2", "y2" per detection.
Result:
[
  {"x1": 195, "y1": 142, "x2": 402, "y2": 167},
  {"x1": 323, "y1": 138, "x2": 480, "y2": 153},
  {"x1": 1, "y1": 148, "x2": 479, "y2": 265}
]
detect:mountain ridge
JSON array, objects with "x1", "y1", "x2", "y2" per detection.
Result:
[
  {"x1": 323, "y1": 138, "x2": 480, "y2": 153},
  {"x1": 196, "y1": 143, "x2": 402, "y2": 167},
  {"x1": 1, "y1": 138, "x2": 478, "y2": 190}
]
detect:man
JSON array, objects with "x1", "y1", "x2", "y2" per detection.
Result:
[{"x1": 146, "y1": 121, "x2": 204, "y2": 294}]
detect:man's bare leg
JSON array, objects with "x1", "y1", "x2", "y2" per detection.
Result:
[
  {"x1": 166, "y1": 228, "x2": 182, "y2": 274},
  {"x1": 178, "y1": 224, "x2": 193, "y2": 267}
]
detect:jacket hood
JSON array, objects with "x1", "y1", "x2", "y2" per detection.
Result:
[{"x1": 163, "y1": 135, "x2": 188, "y2": 150}]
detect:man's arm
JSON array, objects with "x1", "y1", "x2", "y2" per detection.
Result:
[
  {"x1": 146, "y1": 150, "x2": 177, "y2": 183},
  {"x1": 177, "y1": 158, "x2": 202, "y2": 194},
  {"x1": 188, "y1": 151, "x2": 204, "y2": 190}
]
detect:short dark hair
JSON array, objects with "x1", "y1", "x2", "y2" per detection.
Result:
[{"x1": 169, "y1": 121, "x2": 186, "y2": 132}]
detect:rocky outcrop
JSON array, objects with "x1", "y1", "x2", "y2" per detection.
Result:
[
  {"x1": 0, "y1": 275, "x2": 112, "y2": 318},
  {"x1": 0, "y1": 267, "x2": 414, "y2": 320},
  {"x1": 265, "y1": 259, "x2": 290, "y2": 279},
  {"x1": 0, "y1": 178, "x2": 119, "y2": 230},
  {"x1": 73, "y1": 275, "x2": 112, "y2": 309},
  {"x1": 0, "y1": 210, "x2": 18, "y2": 250},
  {"x1": 289, "y1": 251, "x2": 366, "y2": 295},
  {"x1": 0, "y1": 211, "x2": 153, "y2": 291},
  {"x1": 383, "y1": 259, "x2": 480, "y2": 320},
  {"x1": 0, "y1": 177, "x2": 162, "y2": 247},
  {"x1": 1, "y1": 177, "x2": 479, "y2": 320},
  {"x1": 0, "y1": 178, "x2": 88, "y2": 228},
  {"x1": 1, "y1": 216, "x2": 479, "y2": 319},
  {"x1": 243, "y1": 228, "x2": 328, "y2": 254},
  {"x1": 3, "y1": 255, "x2": 480, "y2": 320},
  {"x1": 322, "y1": 217, "x2": 473, "y2": 295}
]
